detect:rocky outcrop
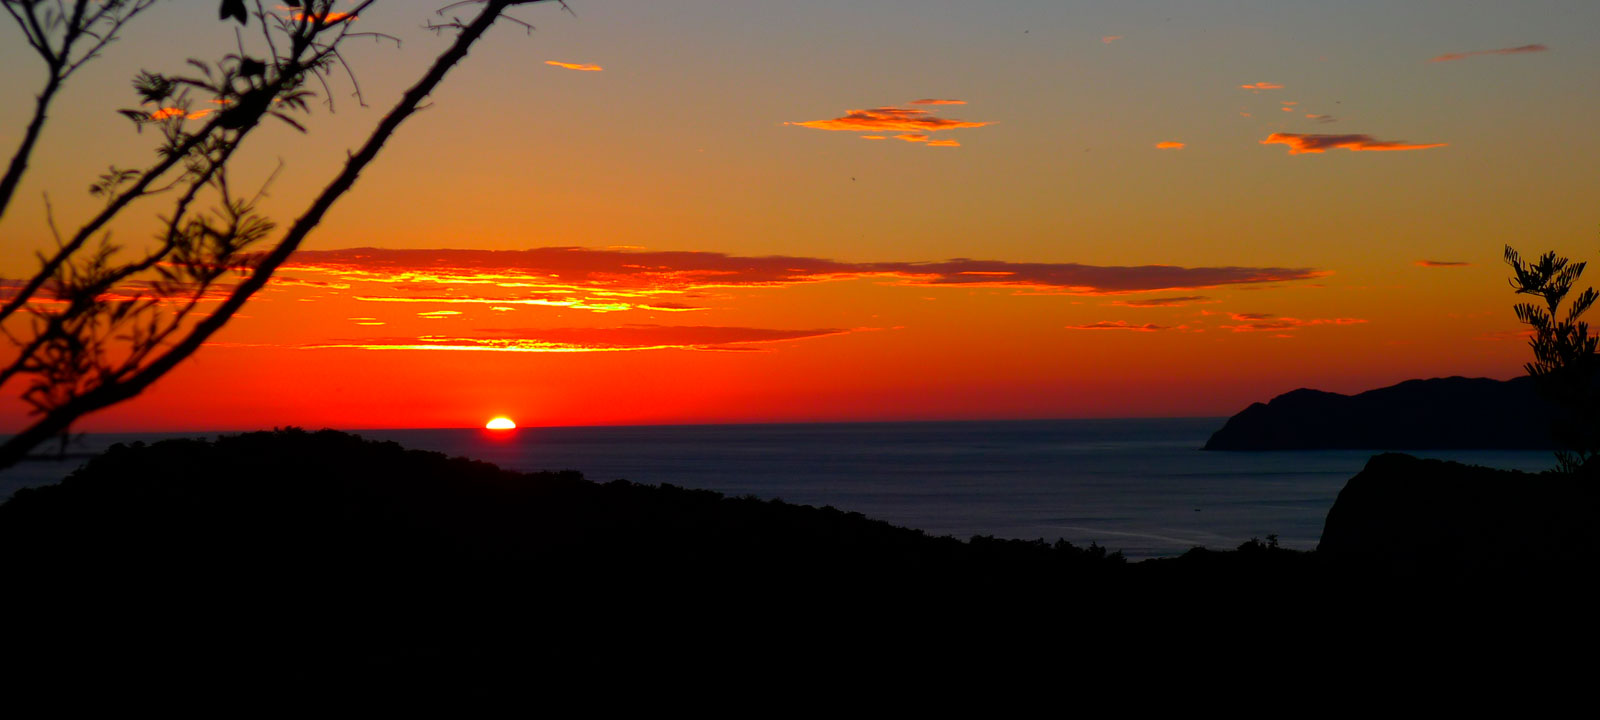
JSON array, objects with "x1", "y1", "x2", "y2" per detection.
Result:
[{"x1": 1318, "y1": 453, "x2": 1599, "y2": 578}]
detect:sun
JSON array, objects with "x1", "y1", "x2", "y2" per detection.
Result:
[{"x1": 485, "y1": 416, "x2": 517, "y2": 430}]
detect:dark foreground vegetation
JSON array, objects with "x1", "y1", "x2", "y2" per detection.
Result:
[{"x1": 1, "y1": 430, "x2": 1593, "y2": 695}]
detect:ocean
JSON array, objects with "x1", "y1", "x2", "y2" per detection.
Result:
[{"x1": 0, "y1": 418, "x2": 1558, "y2": 559}]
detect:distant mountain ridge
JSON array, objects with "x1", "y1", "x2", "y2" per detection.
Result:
[{"x1": 1203, "y1": 375, "x2": 1554, "y2": 450}]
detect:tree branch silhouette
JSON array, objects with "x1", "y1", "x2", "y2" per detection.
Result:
[{"x1": 1, "y1": 0, "x2": 566, "y2": 469}]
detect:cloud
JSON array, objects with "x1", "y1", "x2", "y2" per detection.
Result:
[
  {"x1": 545, "y1": 60, "x2": 603, "y2": 72},
  {"x1": 895, "y1": 134, "x2": 929, "y2": 143},
  {"x1": 860, "y1": 135, "x2": 887, "y2": 140},
  {"x1": 1220, "y1": 313, "x2": 1367, "y2": 333},
  {"x1": 926, "y1": 139, "x2": 960, "y2": 147},
  {"x1": 281, "y1": 246, "x2": 1328, "y2": 300},
  {"x1": 1416, "y1": 260, "x2": 1471, "y2": 268},
  {"x1": 303, "y1": 325, "x2": 850, "y2": 353},
  {"x1": 1260, "y1": 133, "x2": 1447, "y2": 155},
  {"x1": 909, "y1": 99, "x2": 966, "y2": 105},
  {"x1": 1429, "y1": 44, "x2": 1547, "y2": 63},
  {"x1": 1112, "y1": 296, "x2": 1211, "y2": 307},
  {"x1": 1305, "y1": 114, "x2": 1336, "y2": 123},
  {"x1": 1101, "y1": 36, "x2": 1123, "y2": 44},
  {"x1": 1066, "y1": 321, "x2": 1168, "y2": 332},
  {"x1": 1240, "y1": 82, "x2": 1284, "y2": 91},
  {"x1": 787, "y1": 106, "x2": 991, "y2": 133},
  {"x1": 1155, "y1": 141, "x2": 1185, "y2": 150}
]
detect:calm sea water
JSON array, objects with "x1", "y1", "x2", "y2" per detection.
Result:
[{"x1": 1, "y1": 418, "x2": 1558, "y2": 559}]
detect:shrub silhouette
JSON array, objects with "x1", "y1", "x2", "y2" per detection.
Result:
[{"x1": 1505, "y1": 244, "x2": 1600, "y2": 475}]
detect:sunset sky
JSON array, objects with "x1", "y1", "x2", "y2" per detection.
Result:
[{"x1": 3, "y1": 0, "x2": 1598, "y2": 431}]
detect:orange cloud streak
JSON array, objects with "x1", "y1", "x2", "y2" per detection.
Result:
[
  {"x1": 1429, "y1": 44, "x2": 1548, "y2": 63},
  {"x1": 1111, "y1": 296, "x2": 1210, "y2": 307},
  {"x1": 1415, "y1": 260, "x2": 1471, "y2": 268},
  {"x1": 1155, "y1": 141, "x2": 1185, "y2": 150},
  {"x1": 787, "y1": 106, "x2": 991, "y2": 133},
  {"x1": 1260, "y1": 133, "x2": 1447, "y2": 155},
  {"x1": 281, "y1": 247, "x2": 1328, "y2": 297},
  {"x1": 1220, "y1": 313, "x2": 1367, "y2": 332},
  {"x1": 1066, "y1": 321, "x2": 1168, "y2": 332},
  {"x1": 303, "y1": 326, "x2": 850, "y2": 353},
  {"x1": 545, "y1": 60, "x2": 603, "y2": 72},
  {"x1": 1240, "y1": 82, "x2": 1283, "y2": 90},
  {"x1": 909, "y1": 99, "x2": 966, "y2": 105}
]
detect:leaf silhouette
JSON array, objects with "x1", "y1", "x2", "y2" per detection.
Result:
[{"x1": 220, "y1": 0, "x2": 247, "y2": 25}]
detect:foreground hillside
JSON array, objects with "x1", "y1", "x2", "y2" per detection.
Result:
[{"x1": 0, "y1": 429, "x2": 1591, "y2": 693}]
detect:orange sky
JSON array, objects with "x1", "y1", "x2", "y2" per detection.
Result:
[{"x1": 2, "y1": 1, "x2": 1596, "y2": 431}]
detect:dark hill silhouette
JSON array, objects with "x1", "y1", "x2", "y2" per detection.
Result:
[
  {"x1": 1203, "y1": 375, "x2": 1554, "y2": 450},
  {"x1": 0, "y1": 429, "x2": 1584, "y2": 698},
  {"x1": 1318, "y1": 453, "x2": 1600, "y2": 578}
]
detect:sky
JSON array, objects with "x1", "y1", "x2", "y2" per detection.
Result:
[{"x1": 2, "y1": 0, "x2": 1599, "y2": 431}]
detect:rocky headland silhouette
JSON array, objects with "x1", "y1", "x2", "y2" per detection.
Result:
[{"x1": 1203, "y1": 375, "x2": 1555, "y2": 450}]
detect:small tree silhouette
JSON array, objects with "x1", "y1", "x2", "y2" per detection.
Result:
[
  {"x1": 0, "y1": 1, "x2": 568, "y2": 470},
  {"x1": 1505, "y1": 244, "x2": 1600, "y2": 474}
]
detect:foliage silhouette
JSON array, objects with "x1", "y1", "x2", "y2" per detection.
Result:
[
  {"x1": 1505, "y1": 244, "x2": 1600, "y2": 474},
  {"x1": 0, "y1": 1, "x2": 568, "y2": 470}
]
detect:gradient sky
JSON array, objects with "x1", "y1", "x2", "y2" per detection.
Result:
[{"x1": 3, "y1": 0, "x2": 1599, "y2": 431}]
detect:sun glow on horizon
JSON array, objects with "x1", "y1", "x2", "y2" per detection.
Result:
[{"x1": 485, "y1": 417, "x2": 517, "y2": 430}]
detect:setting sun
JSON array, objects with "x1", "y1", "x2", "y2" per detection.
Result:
[{"x1": 485, "y1": 417, "x2": 517, "y2": 430}]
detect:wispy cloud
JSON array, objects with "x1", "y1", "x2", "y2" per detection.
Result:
[
  {"x1": 1066, "y1": 321, "x2": 1168, "y2": 332},
  {"x1": 303, "y1": 325, "x2": 850, "y2": 353},
  {"x1": 1155, "y1": 141, "x2": 1185, "y2": 150},
  {"x1": 786, "y1": 103, "x2": 991, "y2": 147},
  {"x1": 1101, "y1": 35, "x2": 1123, "y2": 44},
  {"x1": 545, "y1": 60, "x2": 603, "y2": 72},
  {"x1": 1220, "y1": 312, "x2": 1367, "y2": 333},
  {"x1": 1416, "y1": 260, "x2": 1471, "y2": 268},
  {"x1": 1240, "y1": 82, "x2": 1284, "y2": 91},
  {"x1": 1111, "y1": 296, "x2": 1210, "y2": 308},
  {"x1": 1305, "y1": 114, "x2": 1336, "y2": 123},
  {"x1": 1429, "y1": 44, "x2": 1547, "y2": 63},
  {"x1": 1260, "y1": 133, "x2": 1447, "y2": 155},
  {"x1": 281, "y1": 247, "x2": 1328, "y2": 301}
]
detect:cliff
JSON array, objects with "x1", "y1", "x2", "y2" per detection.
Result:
[{"x1": 1204, "y1": 375, "x2": 1553, "y2": 450}]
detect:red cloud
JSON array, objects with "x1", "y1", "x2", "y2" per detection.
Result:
[
  {"x1": 1415, "y1": 260, "x2": 1471, "y2": 268},
  {"x1": 282, "y1": 247, "x2": 1328, "y2": 297},
  {"x1": 1220, "y1": 313, "x2": 1367, "y2": 332},
  {"x1": 1155, "y1": 141, "x2": 1185, "y2": 150},
  {"x1": 1240, "y1": 82, "x2": 1284, "y2": 91},
  {"x1": 1111, "y1": 296, "x2": 1210, "y2": 307},
  {"x1": 909, "y1": 99, "x2": 966, "y2": 105},
  {"x1": 1260, "y1": 133, "x2": 1446, "y2": 155},
  {"x1": 1066, "y1": 321, "x2": 1168, "y2": 332},
  {"x1": 1429, "y1": 44, "x2": 1547, "y2": 63},
  {"x1": 304, "y1": 325, "x2": 849, "y2": 353}
]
